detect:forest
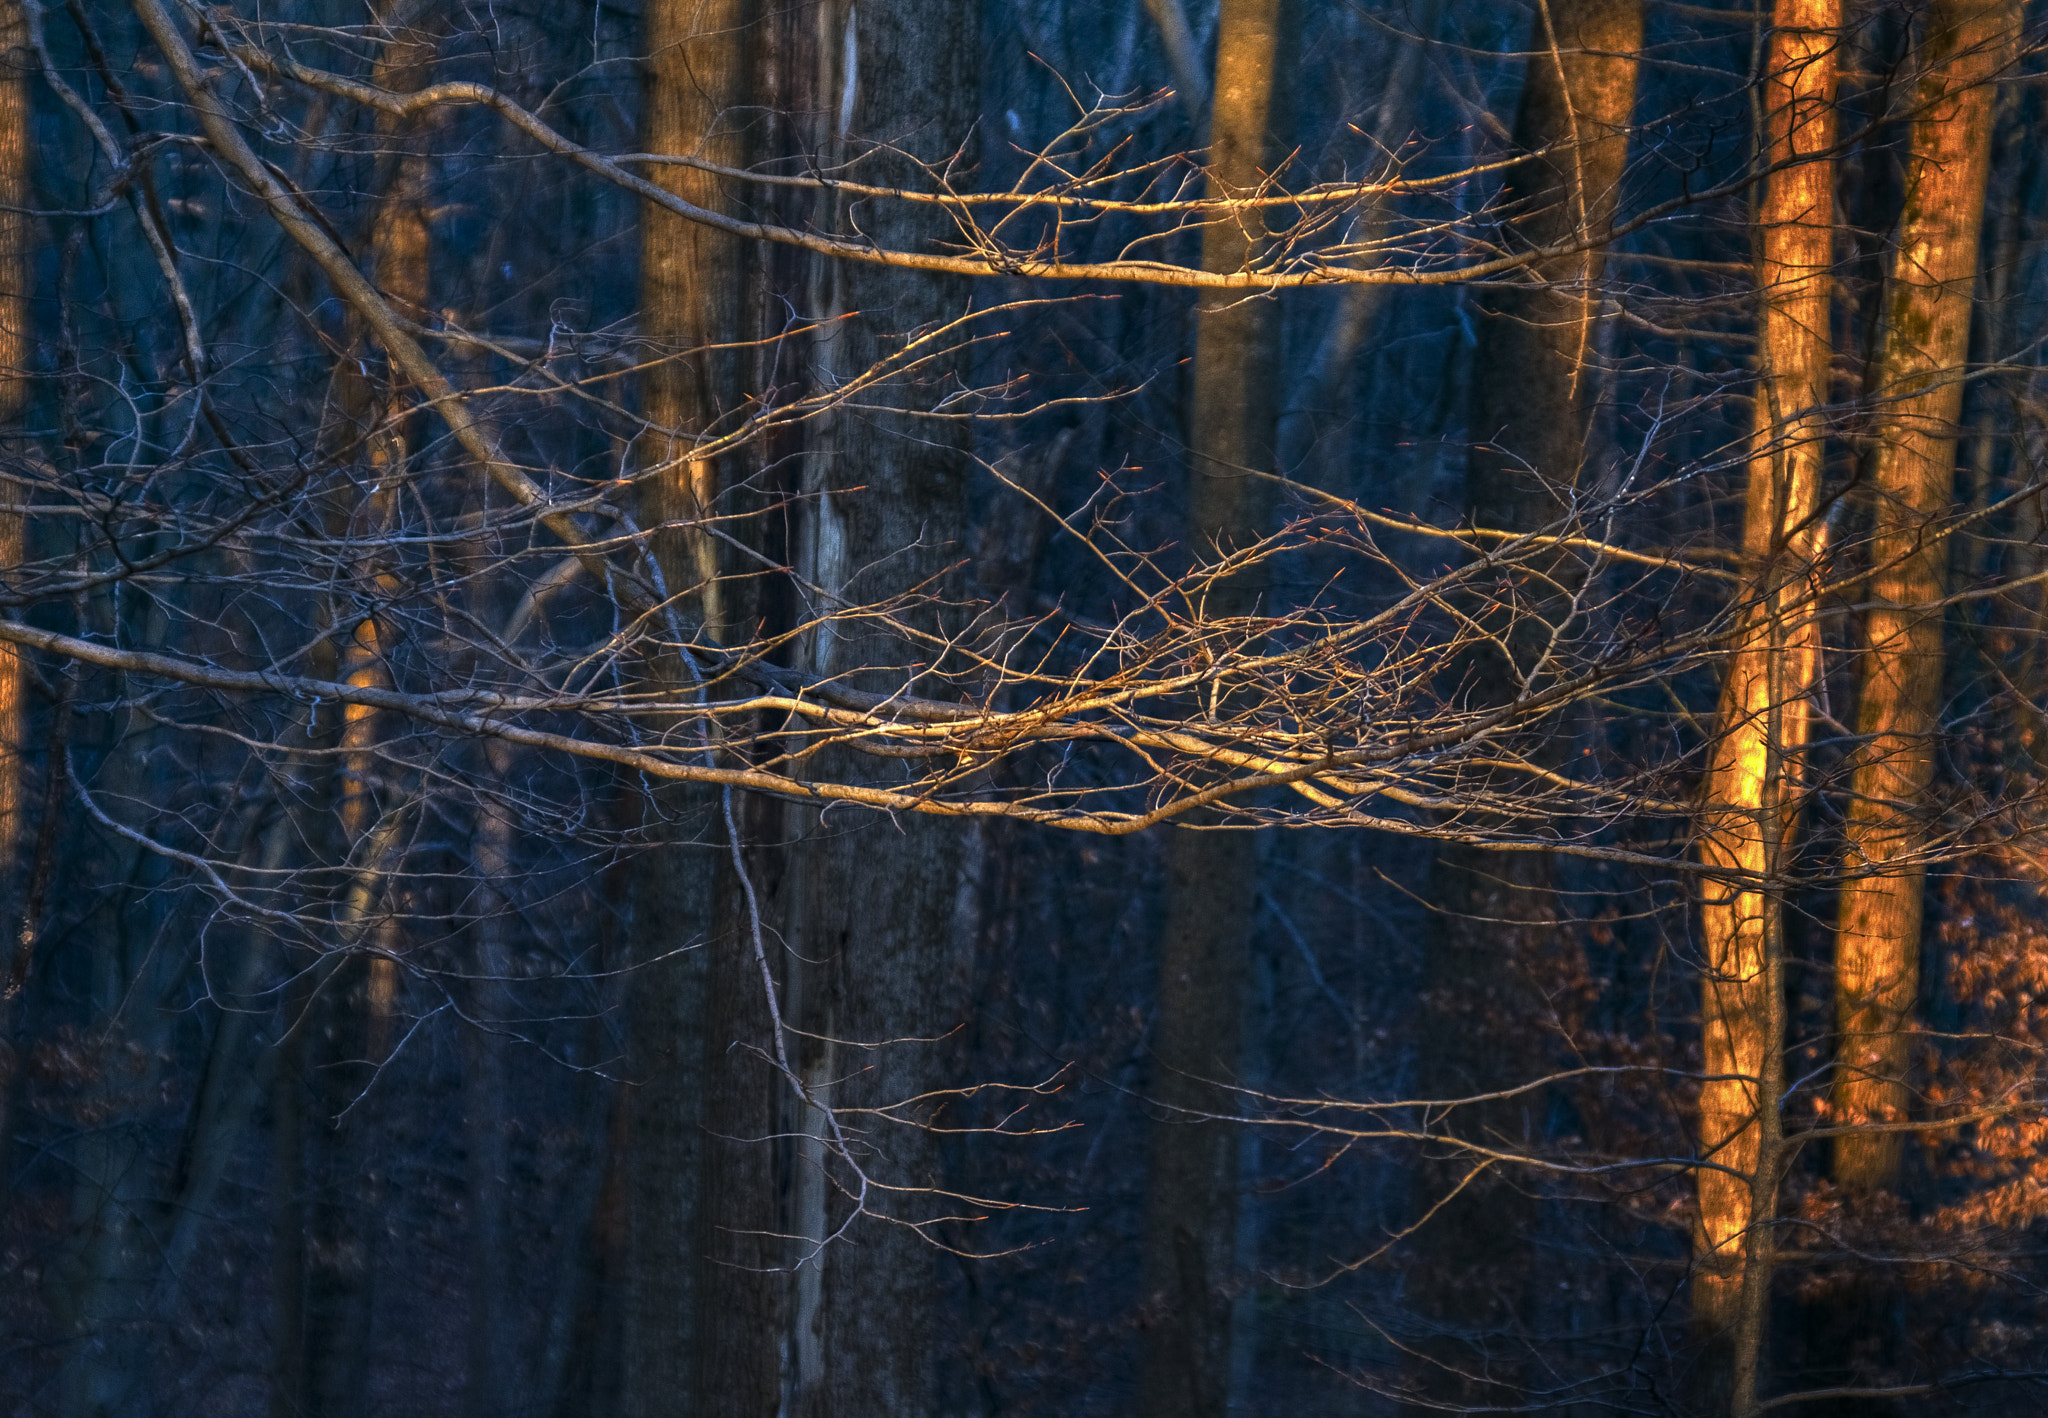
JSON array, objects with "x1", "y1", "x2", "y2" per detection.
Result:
[{"x1": 3, "y1": 0, "x2": 2048, "y2": 1413}]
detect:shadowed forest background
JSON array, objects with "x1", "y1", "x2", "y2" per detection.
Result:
[{"x1": 6, "y1": 0, "x2": 2048, "y2": 1413}]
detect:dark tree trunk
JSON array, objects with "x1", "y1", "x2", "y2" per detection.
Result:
[
  {"x1": 1409, "y1": 0, "x2": 1640, "y2": 1398},
  {"x1": 273, "y1": 957, "x2": 381, "y2": 1418},
  {"x1": 778, "y1": 4, "x2": 979, "y2": 1413},
  {"x1": 270, "y1": 22, "x2": 442, "y2": 1413},
  {"x1": 0, "y1": 0, "x2": 31, "y2": 1215},
  {"x1": 0, "y1": 0, "x2": 24, "y2": 896},
  {"x1": 464, "y1": 738, "x2": 519, "y2": 1418},
  {"x1": 1140, "y1": 6, "x2": 1291, "y2": 1417}
]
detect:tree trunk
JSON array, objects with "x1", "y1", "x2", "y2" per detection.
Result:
[
  {"x1": 1139, "y1": 7, "x2": 1288, "y2": 1418},
  {"x1": 1829, "y1": 0, "x2": 2018, "y2": 1193},
  {"x1": 619, "y1": 3, "x2": 767, "y2": 1414},
  {"x1": 51, "y1": 849, "x2": 171, "y2": 1418},
  {"x1": 273, "y1": 957, "x2": 380, "y2": 1418},
  {"x1": 464, "y1": 737, "x2": 519, "y2": 1418},
  {"x1": 1273, "y1": 5, "x2": 1437, "y2": 484},
  {"x1": 0, "y1": 0, "x2": 27, "y2": 907},
  {"x1": 1693, "y1": 1, "x2": 1841, "y2": 1407},
  {"x1": 275, "y1": 24, "x2": 438, "y2": 1416},
  {"x1": 1142, "y1": 0, "x2": 1206, "y2": 116},
  {"x1": 338, "y1": 14, "x2": 435, "y2": 1044},
  {"x1": 1409, "y1": 0, "x2": 1639, "y2": 1394},
  {"x1": 1465, "y1": 0, "x2": 1643, "y2": 531},
  {"x1": 777, "y1": 5, "x2": 978, "y2": 1414},
  {"x1": 0, "y1": 0, "x2": 30, "y2": 1210}
]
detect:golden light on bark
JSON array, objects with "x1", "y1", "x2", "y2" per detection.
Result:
[
  {"x1": 339, "y1": 23, "x2": 437, "y2": 1042},
  {"x1": 638, "y1": 0, "x2": 749, "y2": 642},
  {"x1": 1830, "y1": 0, "x2": 2020, "y2": 1192},
  {"x1": 1692, "y1": 0, "x2": 1839, "y2": 1387}
]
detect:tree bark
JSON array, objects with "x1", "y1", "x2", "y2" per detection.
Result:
[
  {"x1": 0, "y1": 0, "x2": 27, "y2": 909},
  {"x1": 1828, "y1": 0, "x2": 2018, "y2": 1194},
  {"x1": 778, "y1": 5, "x2": 978, "y2": 1414},
  {"x1": 1140, "y1": 7, "x2": 1288, "y2": 1417},
  {"x1": 275, "y1": 23, "x2": 438, "y2": 1416},
  {"x1": 464, "y1": 737, "x2": 519, "y2": 1418},
  {"x1": 337, "y1": 4, "x2": 435, "y2": 1052},
  {"x1": 1142, "y1": 0, "x2": 1206, "y2": 116},
  {"x1": 0, "y1": 0, "x2": 29, "y2": 1211},
  {"x1": 620, "y1": 3, "x2": 768, "y2": 1415},
  {"x1": 51, "y1": 832, "x2": 172, "y2": 1418},
  {"x1": 1693, "y1": 1, "x2": 1841, "y2": 1407},
  {"x1": 1409, "y1": 0, "x2": 1639, "y2": 1394},
  {"x1": 1466, "y1": 0, "x2": 1643, "y2": 531},
  {"x1": 1273, "y1": 5, "x2": 1438, "y2": 484},
  {"x1": 273, "y1": 957, "x2": 380, "y2": 1418}
]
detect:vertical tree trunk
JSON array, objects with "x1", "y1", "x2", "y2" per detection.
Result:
[
  {"x1": 336, "y1": 15, "x2": 433, "y2": 1047},
  {"x1": 1272, "y1": 5, "x2": 1439, "y2": 483},
  {"x1": 0, "y1": 0, "x2": 27, "y2": 905},
  {"x1": 1693, "y1": 1, "x2": 1841, "y2": 1407},
  {"x1": 276, "y1": 24, "x2": 438, "y2": 1417},
  {"x1": 1139, "y1": 7, "x2": 1286, "y2": 1417},
  {"x1": 1426, "y1": 0, "x2": 1644, "y2": 1067},
  {"x1": 1465, "y1": 0, "x2": 1643, "y2": 531},
  {"x1": 778, "y1": 5, "x2": 978, "y2": 1414},
  {"x1": 0, "y1": 0, "x2": 29, "y2": 1204},
  {"x1": 1829, "y1": 0, "x2": 2017, "y2": 1193},
  {"x1": 157, "y1": 806, "x2": 292, "y2": 1284},
  {"x1": 620, "y1": 3, "x2": 763, "y2": 1415},
  {"x1": 1409, "y1": 0, "x2": 1639, "y2": 1392},
  {"x1": 52, "y1": 843, "x2": 171, "y2": 1418},
  {"x1": 274, "y1": 952, "x2": 379, "y2": 1418},
  {"x1": 271, "y1": 969, "x2": 307, "y2": 1418},
  {"x1": 1142, "y1": 0, "x2": 1206, "y2": 115},
  {"x1": 635, "y1": 0, "x2": 747, "y2": 645},
  {"x1": 464, "y1": 736, "x2": 519, "y2": 1418}
]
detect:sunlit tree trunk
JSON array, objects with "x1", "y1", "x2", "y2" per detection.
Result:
[
  {"x1": 1139, "y1": 7, "x2": 1287, "y2": 1417},
  {"x1": 337, "y1": 16, "x2": 434, "y2": 1036},
  {"x1": 1693, "y1": 0, "x2": 1840, "y2": 1406},
  {"x1": 778, "y1": 4, "x2": 978, "y2": 1413},
  {"x1": 620, "y1": 2, "x2": 764, "y2": 1414},
  {"x1": 636, "y1": 0, "x2": 746, "y2": 645},
  {"x1": 1828, "y1": 0, "x2": 2018, "y2": 1194}
]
